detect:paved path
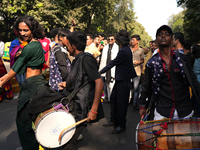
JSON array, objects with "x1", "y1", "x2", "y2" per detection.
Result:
[
  {"x1": 0, "y1": 60, "x2": 141, "y2": 150},
  {"x1": 0, "y1": 96, "x2": 140, "y2": 150}
]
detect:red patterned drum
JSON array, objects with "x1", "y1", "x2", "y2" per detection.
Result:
[{"x1": 136, "y1": 119, "x2": 200, "y2": 150}]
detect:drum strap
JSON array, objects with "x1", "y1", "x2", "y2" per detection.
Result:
[
  {"x1": 62, "y1": 80, "x2": 89, "y2": 102},
  {"x1": 177, "y1": 52, "x2": 200, "y2": 106}
]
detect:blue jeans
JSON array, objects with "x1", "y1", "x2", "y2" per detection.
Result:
[{"x1": 132, "y1": 76, "x2": 140, "y2": 105}]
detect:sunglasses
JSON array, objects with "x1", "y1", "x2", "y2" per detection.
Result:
[{"x1": 108, "y1": 38, "x2": 114, "y2": 41}]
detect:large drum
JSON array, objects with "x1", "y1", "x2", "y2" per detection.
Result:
[
  {"x1": 33, "y1": 108, "x2": 76, "y2": 148},
  {"x1": 136, "y1": 118, "x2": 200, "y2": 150}
]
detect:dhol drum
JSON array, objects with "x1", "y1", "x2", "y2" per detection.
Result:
[
  {"x1": 33, "y1": 103, "x2": 76, "y2": 148},
  {"x1": 136, "y1": 118, "x2": 200, "y2": 150}
]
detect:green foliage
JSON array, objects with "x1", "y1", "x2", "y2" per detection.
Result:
[
  {"x1": 177, "y1": 0, "x2": 200, "y2": 44},
  {"x1": 132, "y1": 22, "x2": 152, "y2": 48},
  {"x1": 0, "y1": 0, "x2": 152, "y2": 45},
  {"x1": 110, "y1": 0, "x2": 136, "y2": 35},
  {"x1": 168, "y1": 11, "x2": 184, "y2": 34}
]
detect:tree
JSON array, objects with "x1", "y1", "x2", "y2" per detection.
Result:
[
  {"x1": 0, "y1": 0, "x2": 152, "y2": 46},
  {"x1": 132, "y1": 22, "x2": 152, "y2": 48},
  {"x1": 177, "y1": 0, "x2": 200, "y2": 44},
  {"x1": 110, "y1": 0, "x2": 136, "y2": 35},
  {"x1": 0, "y1": 0, "x2": 31, "y2": 41},
  {"x1": 168, "y1": 11, "x2": 184, "y2": 34},
  {"x1": 0, "y1": 0, "x2": 84, "y2": 41}
]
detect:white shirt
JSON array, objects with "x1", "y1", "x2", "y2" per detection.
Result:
[
  {"x1": 152, "y1": 48, "x2": 159, "y2": 56},
  {"x1": 0, "y1": 41, "x2": 5, "y2": 58}
]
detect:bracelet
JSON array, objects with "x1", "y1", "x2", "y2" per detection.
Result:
[
  {"x1": 90, "y1": 110, "x2": 98, "y2": 114},
  {"x1": 139, "y1": 105, "x2": 145, "y2": 109},
  {"x1": 139, "y1": 107, "x2": 145, "y2": 109}
]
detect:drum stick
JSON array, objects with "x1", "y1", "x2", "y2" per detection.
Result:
[{"x1": 58, "y1": 118, "x2": 87, "y2": 142}]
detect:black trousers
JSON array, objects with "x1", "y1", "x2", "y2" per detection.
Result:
[{"x1": 110, "y1": 80, "x2": 131, "y2": 128}]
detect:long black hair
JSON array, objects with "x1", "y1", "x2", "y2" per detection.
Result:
[{"x1": 13, "y1": 15, "x2": 44, "y2": 39}]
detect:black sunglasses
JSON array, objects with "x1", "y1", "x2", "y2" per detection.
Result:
[{"x1": 108, "y1": 38, "x2": 114, "y2": 41}]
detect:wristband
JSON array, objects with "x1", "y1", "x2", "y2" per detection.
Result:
[
  {"x1": 71, "y1": 24, "x2": 75, "y2": 26},
  {"x1": 139, "y1": 105, "x2": 145, "y2": 109},
  {"x1": 139, "y1": 107, "x2": 145, "y2": 109},
  {"x1": 90, "y1": 110, "x2": 98, "y2": 114}
]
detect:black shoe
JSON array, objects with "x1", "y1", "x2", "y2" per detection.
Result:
[
  {"x1": 129, "y1": 98, "x2": 133, "y2": 104},
  {"x1": 103, "y1": 99, "x2": 110, "y2": 104},
  {"x1": 102, "y1": 121, "x2": 115, "y2": 127},
  {"x1": 111, "y1": 126, "x2": 126, "y2": 134},
  {"x1": 133, "y1": 104, "x2": 139, "y2": 110}
]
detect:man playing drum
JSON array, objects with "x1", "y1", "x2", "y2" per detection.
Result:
[
  {"x1": 139, "y1": 25, "x2": 200, "y2": 120},
  {"x1": 0, "y1": 16, "x2": 46, "y2": 149},
  {"x1": 58, "y1": 31, "x2": 104, "y2": 150}
]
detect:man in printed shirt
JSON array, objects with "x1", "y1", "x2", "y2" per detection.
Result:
[{"x1": 139, "y1": 25, "x2": 200, "y2": 120}]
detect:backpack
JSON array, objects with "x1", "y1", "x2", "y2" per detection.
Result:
[{"x1": 49, "y1": 44, "x2": 71, "y2": 90}]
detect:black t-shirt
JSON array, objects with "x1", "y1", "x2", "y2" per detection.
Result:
[
  {"x1": 54, "y1": 46, "x2": 70, "y2": 81},
  {"x1": 72, "y1": 52, "x2": 100, "y2": 82},
  {"x1": 82, "y1": 55, "x2": 101, "y2": 82}
]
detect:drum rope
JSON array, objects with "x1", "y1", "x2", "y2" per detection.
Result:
[
  {"x1": 139, "y1": 143, "x2": 200, "y2": 150},
  {"x1": 137, "y1": 118, "x2": 200, "y2": 149},
  {"x1": 138, "y1": 120, "x2": 200, "y2": 135}
]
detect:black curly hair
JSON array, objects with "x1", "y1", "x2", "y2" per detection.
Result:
[
  {"x1": 115, "y1": 30, "x2": 130, "y2": 46},
  {"x1": 13, "y1": 15, "x2": 44, "y2": 39}
]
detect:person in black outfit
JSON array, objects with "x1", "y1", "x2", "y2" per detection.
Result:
[
  {"x1": 58, "y1": 31, "x2": 104, "y2": 149},
  {"x1": 183, "y1": 39, "x2": 195, "y2": 68},
  {"x1": 139, "y1": 25, "x2": 200, "y2": 120},
  {"x1": 100, "y1": 30, "x2": 137, "y2": 134}
]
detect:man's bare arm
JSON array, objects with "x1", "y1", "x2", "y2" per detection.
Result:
[
  {"x1": 87, "y1": 78, "x2": 103, "y2": 122},
  {"x1": 69, "y1": 18, "x2": 76, "y2": 32}
]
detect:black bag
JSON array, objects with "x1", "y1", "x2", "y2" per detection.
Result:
[
  {"x1": 61, "y1": 96, "x2": 79, "y2": 118},
  {"x1": 28, "y1": 84, "x2": 65, "y2": 121}
]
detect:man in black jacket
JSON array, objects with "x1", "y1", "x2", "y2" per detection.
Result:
[{"x1": 100, "y1": 30, "x2": 137, "y2": 134}]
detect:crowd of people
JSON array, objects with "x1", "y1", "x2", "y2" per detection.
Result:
[{"x1": 0, "y1": 15, "x2": 200, "y2": 150}]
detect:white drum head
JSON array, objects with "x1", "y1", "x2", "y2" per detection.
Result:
[{"x1": 35, "y1": 110, "x2": 76, "y2": 148}]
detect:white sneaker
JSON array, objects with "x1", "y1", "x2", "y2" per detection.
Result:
[
  {"x1": 77, "y1": 134, "x2": 83, "y2": 141},
  {"x1": 16, "y1": 147, "x2": 23, "y2": 150}
]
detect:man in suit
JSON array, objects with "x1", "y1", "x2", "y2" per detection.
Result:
[{"x1": 100, "y1": 30, "x2": 137, "y2": 134}]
